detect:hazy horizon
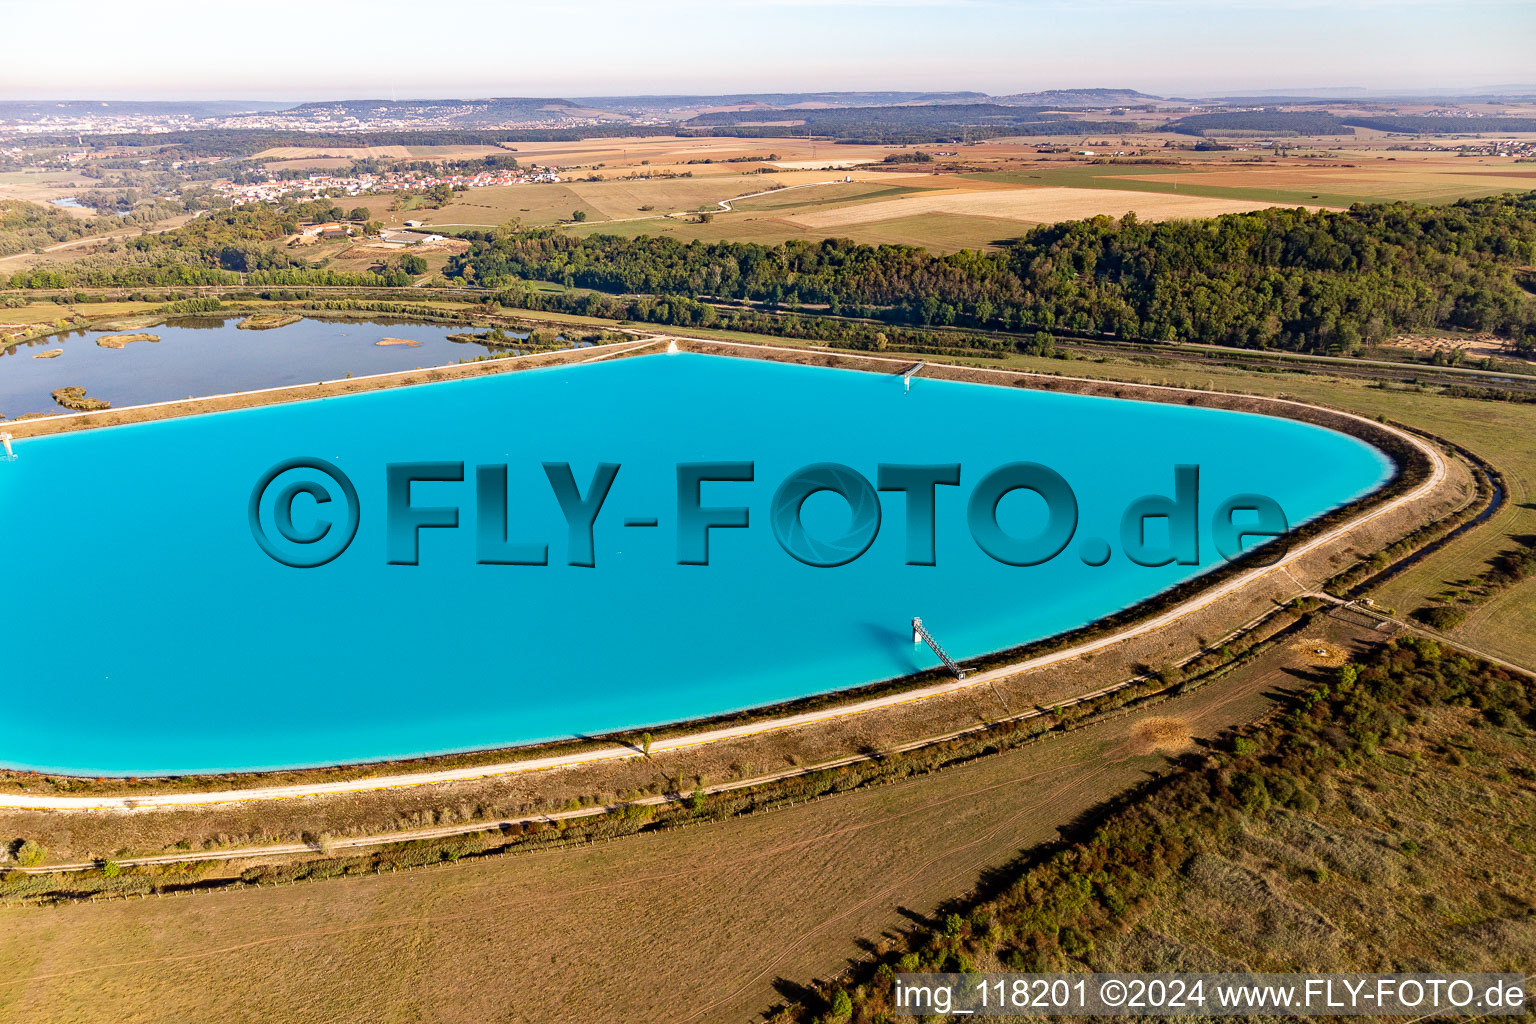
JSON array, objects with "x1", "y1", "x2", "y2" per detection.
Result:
[
  {"x1": 4, "y1": 0, "x2": 1533, "y2": 103},
  {"x1": 7, "y1": 84, "x2": 1536, "y2": 107}
]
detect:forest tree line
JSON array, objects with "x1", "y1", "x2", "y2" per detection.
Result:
[
  {"x1": 8, "y1": 194, "x2": 1535, "y2": 355},
  {"x1": 1162, "y1": 110, "x2": 1536, "y2": 137},
  {"x1": 445, "y1": 195, "x2": 1536, "y2": 353}
]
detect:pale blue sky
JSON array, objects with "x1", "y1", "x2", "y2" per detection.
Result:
[{"x1": 2, "y1": 0, "x2": 1533, "y2": 100}]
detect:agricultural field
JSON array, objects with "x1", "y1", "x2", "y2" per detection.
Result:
[
  {"x1": 375, "y1": 137, "x2": 1536, "y2": 252},
  {"x1": 6, "y1": 131, "x2": 1535, "y2": 268},
  {"x1": 966, "y1": 150, "x2": 1536, "y2": 208},
  {"x1": 781, "y1": 184, "x2": 1317, "y2": 229},
  {"x1": 416, "y1": 170, "x2": 1315, "y2": 253},
  {"x1": 455, "y1": 135, "x2": 893, "y2": 175},
  {"x1": 550, "y1": 181, "x2": 1319, "y2": 252},
  {"x1": 0, "y1": 170, "x2": 99, "y2": 208},
  {"x1": 404, "y1": 171, "x2": 903, "y2": 230}
]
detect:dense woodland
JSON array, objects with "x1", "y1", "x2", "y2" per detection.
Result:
[
  {"x1": 1346, "y1": 114, "x2": 1536, "y2": 134},
  {"x1": 1164, "y1": 110, "x2": 1536, "y2": 136},
  {"x1": 3, "y1": 202, "x2": 412, "y2": 288},
  {"x1": 683, "y1": 103, "x2": 1128, "y2": 143},
  {"x1": 0, "y1": 200, "x2": 113, "y2": 257},
  {"x1": 447, "y1": 195, "x2": 1536, "y2": 353},
  {"x1": 1162, "y1": 111, "x2": 1355, "y2": 136}
]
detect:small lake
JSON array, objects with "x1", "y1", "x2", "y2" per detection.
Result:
[
  {"x1": 0, "y1": 353, "x2": 1393, "y2": 775},
  {"x1": 50, "y1": 197, "x2": 131, "y2": 216},
  {"x1": 0, "y1": 317, "x2": 569, "y2": 418}
]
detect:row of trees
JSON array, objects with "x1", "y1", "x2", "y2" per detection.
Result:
[
  {"x1": 446, "y1": 195, "x2": 1536, "y2": 354},
  {"x1": 482, "y1": 283, "x2": 1031, "y2": 356}
]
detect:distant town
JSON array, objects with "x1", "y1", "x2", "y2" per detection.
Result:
[
  {"x1": 0, "y1": 103, "x2": 636, "y2": 138},
  {"x1": 211, "y1": 166, "x2": 563, "y2": 205}
]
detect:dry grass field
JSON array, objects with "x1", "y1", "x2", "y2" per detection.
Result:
[
  {"x1": 478, "y1": 135, "x2": 892, "y2": 174},
  {"x1": 412, "y1": 171, "x2": 905, "y2": 231},
  {"x1": 549, "y1": 179, "x2": 1317, "y2": 253},
  {"x1": 0, "y1": 170, "x2": 97, "y2": 207},
  {"x1": 1119, "y1": 161, "x2": 1536, "y2": 204},
  {"x1": 782, "y1": 185, "x2": 1316, "y2": 230},
  {"x1": 1092, "y1": 697, "x2": 1536, "y2": 978},
  {"x1": 0, "y1": 624, "x2": 1330, "y2": 1024},
  {"x1": 377, "y1": 136, "x2": 1536, "y2": 251},
  {"x1": 967, "y1": 149, "x2": 1536, "y2": 209},
  {"x1": 8, "y1": 133, "x2": 1534, "y2": 266}
]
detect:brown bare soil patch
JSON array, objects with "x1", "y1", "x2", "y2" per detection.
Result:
[
  {"x1": 1127, "y1": 716, "x2": 1194, "y2": 755},
  {"x1": 1291, "y1": 636, "x2": 1350, "y2": 668},
  {"x1": 1384, "y1": 332, "x2": 1531, "y2": 363},
  {"x1": 375, "y1": 337, "x2": 421, "y2": 347},
  {"x1": 787, "y1": 186, "x2": 1309, "y2": 230}
]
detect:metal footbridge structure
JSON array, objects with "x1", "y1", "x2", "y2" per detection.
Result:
[
  {"x1": 912, "y1": 616, "x2": 966, "y2": 679},
  {"x1": 902, "y1": 361, "x2": 924, "y2": 392}
]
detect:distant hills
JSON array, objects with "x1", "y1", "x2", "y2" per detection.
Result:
[
  {"x1": 575, "y1": 92, "x2": 989, "y2": 115},
  {"x1": 7, "y1": 89, "x2": 1536, "y2": 144},
  {"x1": 0, "y1": 99, "x2": 291, "y2": 120},
  {"x1": 990, "y1": 88, "x2": 1162, "y2": 108},
  {"x1": 7, "y1": 87, "x2": 1536, "y2": 128},
  {"x1": 282, "y1": 97, "x2": 608, "y2": 123},
  {"x1": 1164, "y1": 110, "x2": 1536, "y2": 136},
  {"x1": 679, "y1": 103, "x2": 1143, "y2": 144}
]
